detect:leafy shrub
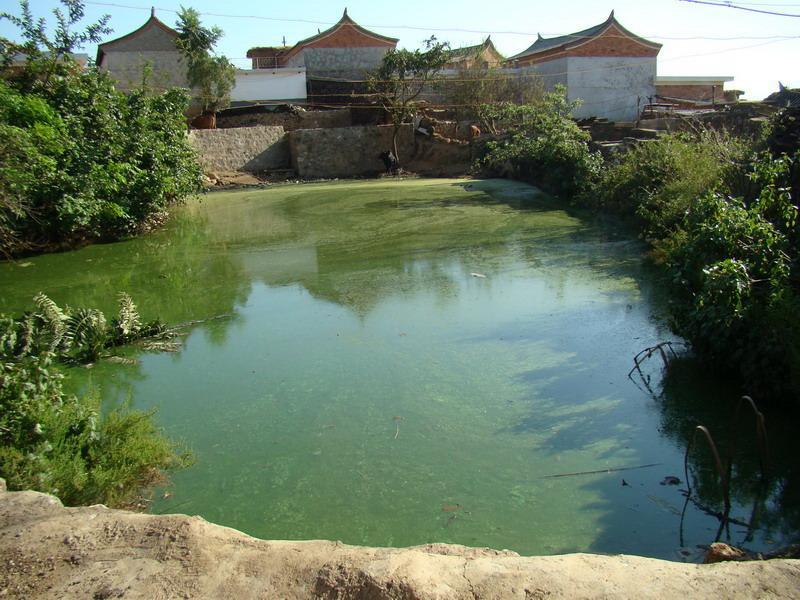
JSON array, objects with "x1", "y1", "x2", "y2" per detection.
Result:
[
  {"x1": 0, "y1": 294, "x2": 191, "y2": 507},
  {"x1": 0, "y1": 74, "x2": 202, "y2": 256},
  {"x1": 0, "y1": 0, "x2": 201, "y2": 256},
  {"x1": 592, "y1": 130, "x2": 750, "y2": 242},
  {"x1": 664, "y1": 151, "x2": 800, "y2": 397},
  {"x1": 0, "y1": 355, "x2": 190, "y2": 507},
  {"x1": 479, "y1": 87, "x2": 602, "y2": 197}
]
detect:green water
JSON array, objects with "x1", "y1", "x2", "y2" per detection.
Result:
[{"x1": 2, "y1": 179, "x2": 797, "y2": 560}]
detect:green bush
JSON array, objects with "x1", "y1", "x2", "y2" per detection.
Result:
[
  {"x1": 592, "y1": 130, "x2": 750, "y2": 242},
  {"x1": 663, "y1": 151, "x2": 800, "y2": 396},
  {"x1": 0, "y1": 294, "x2": 191, "y2": 507},
  {"x1": 479, "y1": 87, "x2": 602, "y2": 197},
  {"x1": 0, "y1": 355, "x2": 190, "y2": 507},
  {"x1": 0, "y1": 71, "x2": 201, "y2": 256}
]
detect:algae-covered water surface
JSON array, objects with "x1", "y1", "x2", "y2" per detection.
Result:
[{"x1": 2, "y1": 179, "x2": 797, "y2": 560}]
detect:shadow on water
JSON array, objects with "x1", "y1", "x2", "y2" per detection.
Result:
[
  {"x1": 582, "y1": 356, "x2": 800, "y2": 559},
  {"x1": 3, "y1": 179, "x2": 799, "y2": 559}
]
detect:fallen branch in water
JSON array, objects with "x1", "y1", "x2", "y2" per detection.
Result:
[{"x1": 541, "y1": 463, "x2": 662, "y2": 479}]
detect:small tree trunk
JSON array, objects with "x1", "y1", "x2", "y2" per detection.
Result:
[{"x1": 392, "y1": 126, "x2": 400, "y2": 166}]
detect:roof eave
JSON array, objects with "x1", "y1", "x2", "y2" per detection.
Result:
[{"x1": 96, "y1": 14, "x2": 179, "y2": 64}]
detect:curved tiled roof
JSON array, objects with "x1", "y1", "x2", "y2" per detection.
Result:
[
  {"x1": 448, "y1": 37, "x2": 504, "y2": 62},
  {"x1": 294, "y1": 9, "x2": 398, "y2": 48},
  {"x1": 509, "y1": 11, "x2": 661, "y2": 61},
  {"x1": 96, "y1": 10, "x2": 178, "y2": 65}
]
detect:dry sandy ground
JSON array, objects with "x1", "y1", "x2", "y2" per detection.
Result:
[{"x1": 1, "y1": 480, "x2": 798, "y2": 599}]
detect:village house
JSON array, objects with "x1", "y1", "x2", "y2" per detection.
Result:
[
  {"x1": 96, "y1": 9, "x2": 307, "y2": 107},
  {"x1": 507, "y1": 11, "x2": 661, "y2": 122},
  {"x1": 764, "y1": 83, "x2": 800, "y2": 108},
  {"x1": 443, "y1": 37, "x2": 505, "y2": 70},
  {"x1": 247, "y1": 9, "x2": 398, "y2": 80},
  {"x1": 96, "y1": 9, "x2": 187, "y2": 92}
]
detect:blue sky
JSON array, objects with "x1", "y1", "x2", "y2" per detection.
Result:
[{"x1": 2, "y1": 0, "x2": 798, "y2": 99}]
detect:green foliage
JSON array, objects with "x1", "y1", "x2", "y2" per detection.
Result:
[
  {"x1": 0, "y1": 293, "x2": 173, "y2": 363},
  {"x1": 0, "y1": 0, "x2": 111, "y2": 90},
  {"x1": 591, "y1": 130, "x2": 751, "y2": 242},
  {"x1": 369, "y1": 36, "x2": 451, "y2": 161},
  {"x1": 479, "y1": 86, "x2": 602, "y2": 197},
  {"x1": 175, "y1": 7, "x2": 235, "y2": 113},
  {"x1": 440, "y1": 65, "x2": 543, "y2": 123},
  {"x1": 586, "y1": 110, "x2": 800, "y2": 398},
  {"x1": 0, "y1": 294, "x2": 191, "y2": 508},
  {"x1": 0, "y1": 76, "x2": 202, "y2": 256},
  {"x1": 0, "y1": 0, "x2": 202, "y2": 257},
  {"x1": 0, "y1": 0, "x2": 111, "y2": 61},
  {"x1": 663, "y1": 151, "x2": 800, "y2": 396}
]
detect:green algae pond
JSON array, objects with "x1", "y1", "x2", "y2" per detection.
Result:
[{"x1": 2, "y1": 178, "x2": 798, "y2": 560}]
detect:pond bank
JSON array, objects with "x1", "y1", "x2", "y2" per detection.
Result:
[{"x1": 1, "y1": 481, "x2": 797, "y2": 599}]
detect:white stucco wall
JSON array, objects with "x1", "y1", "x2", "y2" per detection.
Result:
[
  {"x1": 566, "y1": 56, "x2": 655, "y2": 122},
  {"x1": 525, "y1": 58, "x2": 568, "y2": 91},
  {"x1": 231, "y1": 69, "x2": 308, "y2": 102}
]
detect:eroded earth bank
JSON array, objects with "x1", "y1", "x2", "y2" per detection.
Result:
[{"x1": 2, "y1": 481, "x2": 798, "y2": 599}]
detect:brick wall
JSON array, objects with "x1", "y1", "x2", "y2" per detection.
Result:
[
  {"x1": 188, "y1": 125, "x2": 290, "y2": 172},
  {"x1": 515, "y1": 25, "x2": 659, "y2": 66},
  {"x1": 656, "y1": 84, "x2": 717, "y2": 103},
  {"x1": 567, "y1": 25, "x2": 660, "y2": 58}
]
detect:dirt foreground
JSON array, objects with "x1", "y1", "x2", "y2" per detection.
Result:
[{"x1": 1, "y1": 480, "x2": 798, "y2": 599}]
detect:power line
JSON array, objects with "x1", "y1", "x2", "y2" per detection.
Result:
[
  {"x1": 83, "y1": 1, "x2": 799, "y2": 40},
  {"x1": 678, "y1": 0, "x2": 800, "y2": 17}
]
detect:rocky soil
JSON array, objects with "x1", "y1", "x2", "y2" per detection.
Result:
[{"x1": 1, "y1": 479, "x2": 798, "y2": 599}]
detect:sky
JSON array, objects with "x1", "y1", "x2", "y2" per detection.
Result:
[{"x1": 2, "y1": 0, "x2": 798, "y2": 100}]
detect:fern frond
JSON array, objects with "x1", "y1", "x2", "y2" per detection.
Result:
[
  {"x1": 140, "y1": 340, "x2": 182, "y2": 353},
  {"x1": 0, "y1": 317, "x2": 18, "y2": 358},
  {"x1": 65, "y1": 308, "x2": 109, "y2": 361},
  {"x1": 104, "y1": 355, "x2": 140, "y2": 366},
  {"x1": 33, "y1": 293, "x2": 68, "y2": 352},
  {"x1": 114, "y1": 292, "x2": 142, "y2": 340},
  {"x1": 17, "y1": 315, "x2": 36, "y2": 358}
]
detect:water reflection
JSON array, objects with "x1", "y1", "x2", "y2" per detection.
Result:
[
  {"x1": 656, "y1": 358, "x2": 800, "y2": 551},
  {"x1": 1, "y1": 179, "x2": 797, "y2": 559}
]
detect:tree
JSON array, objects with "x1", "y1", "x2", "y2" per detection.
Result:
[
  {"x1": 0, "y1": 0, "x2": 202, "y2": 256},
  {"x1": 480, "y1": 86, "x2": 602, "y2": 197},
  {"x1": 369, "y1": 37, "x2": 451, "y2": 164},
  {"x1": 175, "y1": 7, "x2": 235, "y2": 115},
  {"x1": 442, "y1": 65, "x2": 543, "y2": 123},
  {"x1": 0, "y1": 0, "x2": 111, "y2": 89}
]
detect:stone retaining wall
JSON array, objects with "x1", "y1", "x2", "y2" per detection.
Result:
[
  {"x1": 188, "y1": 125, "x2": 290, "y2": 173},
  {"x1": 216, "y1": 108, "x2": 352, "y2": 131},
  {"x1": 189, "y1": 123, "x2": 472, "y2": 178},
  {"x1": 288, "y1": 124, "x2": 415, "y2": 178}
]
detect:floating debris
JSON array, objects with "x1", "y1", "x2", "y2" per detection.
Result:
[
  {"x1": 541, "y1": 463, "x2": 661, "y2": 479},
  {"x1": 442, "y1": 504, "x2": 463, "y2": 512},
  {"x1": 661, "y1": 476, "x2": 681, "y2": 486},
  {"x1": 393, "y1": 416, "x2": 403, "y2": 439},
  {"x1": 470, "y1": 272, "x2": 486, "y2": 278}
]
